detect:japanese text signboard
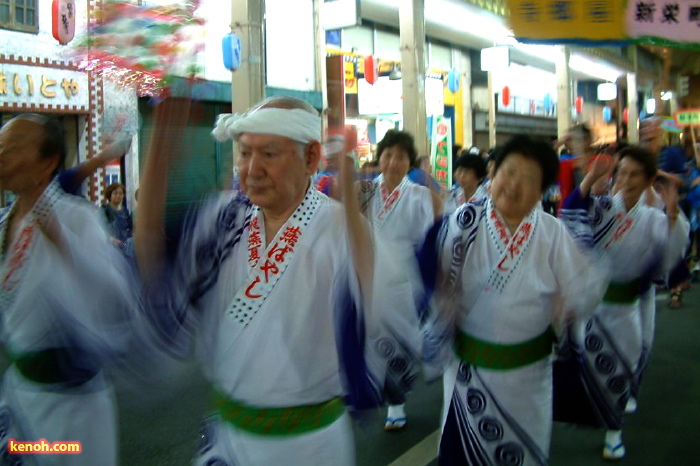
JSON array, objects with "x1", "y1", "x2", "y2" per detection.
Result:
[
  {"x1": 430, "y1": 116, "x2": 453, "y2": 192},
  {"x1": 675, "y1": 108, "x2": 700, "y2": 127},
  {"x1": 507, "y1": 0, "x2": 700, "y2": 48},
  {"x1": 0, "y1": 64, "x2": 89, "y2": 109}
]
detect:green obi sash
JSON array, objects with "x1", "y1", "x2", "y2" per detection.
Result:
[
  {"x1": 455, "y1": 326, "x2": 556, "y2": 370},
  {"x1": 602, "y1": 279, "x2": 640, "y2": 304},
  {"x1": 213, "y1": 390, "x2": 345, "y2": 437},
  {"x1": 3, "y1": 347, "x2": 99, "y2": 386}
]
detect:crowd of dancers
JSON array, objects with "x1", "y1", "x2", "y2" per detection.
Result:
[{"x1": 0, "y1": 96, "x2": 690, "y2": 465}]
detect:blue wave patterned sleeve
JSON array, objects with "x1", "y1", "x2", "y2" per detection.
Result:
[{"x1": 143, "y1": 192, "x2": 251, "y2": 358}]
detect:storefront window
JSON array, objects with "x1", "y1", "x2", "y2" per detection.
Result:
[{"x1": 0, "y1": 0, "x2": 38, "y2": 34}]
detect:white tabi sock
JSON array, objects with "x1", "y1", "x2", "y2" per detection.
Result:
[
  {"x1": 605, "y1": 430, "x2": 623, "y2": 447},
  {"x1": 387, "y1": 404, "x2": 406, "y2": 419}
]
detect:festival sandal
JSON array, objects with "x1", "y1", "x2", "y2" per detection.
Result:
[
  {"x1": 669, "y1": 291, "x2": 682, "y2": 309},
  {"x1": 603, "y1": 443, "x2": 626, "y2": 460},
  {"x1": 384, "y1": 417, "x2": 407, "y2": 431}
]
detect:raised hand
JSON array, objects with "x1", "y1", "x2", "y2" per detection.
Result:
[{"x1": 581, "y1": 155, "x2": 614, "y2": 198}]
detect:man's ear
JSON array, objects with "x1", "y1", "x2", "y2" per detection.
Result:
[{"x1": 306, "y1": 141, "x2": 322, "y2": 175}]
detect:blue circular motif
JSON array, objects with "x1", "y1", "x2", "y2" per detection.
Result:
[
  {"x1": 600, "y1": 197, "x2": 612, "y2": 210},
  {"x1": 456, "y1": 205, "x2": 477, "y2": 230},
  {"x1": 595, "y1": 353, "x2": 617, "y2": 375},
  {"x1": 478, "y1": 416, "x2": 504, "y2": 441},
  {"x1": 456, "y1": 363, "x2": 471, "y2": 384},
  {"x1": 204, "y1": 458, "x2": 230, "y2": 466},
  {"x1": 197, "y1": 417, "x2": 217, "y2": 456},
  {"x1": 376, "y1": 339, "x2": 395, "y2": 358},
  {"x1": 466, "y1": 389, "x2": 486, "y2": 415},
  {"x1": 592, "y1": 205, "x2": 603, "y2": 226},
  {"x1": 495, "y1": 442, "x2": 525, "y2": 466},
  {"x1": 585, "y1": 334, "x2": 604, "y2": 353},
  {"x1": 607, "y1": 375, "x2": 627, "y2": 394}
]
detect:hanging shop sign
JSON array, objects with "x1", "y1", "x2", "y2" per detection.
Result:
[
  {"x1": 506, "y1": 0, "x2": 700, "y2": 48},
  {"x1": 430, "y1": 115, "x2": 453, "y2": 192},
  {"x1": 52, "y1": 0, "x2": 76, "y2": 45},
  {"x1": 344, "y1": 60, "x2": 357, "y2": 94},
  {"x1": 0, "y1": 63, "x2": 89, "y2": 109},
  {"x1": 675, "y1": 108, "x2": 700, "y2": 127}
]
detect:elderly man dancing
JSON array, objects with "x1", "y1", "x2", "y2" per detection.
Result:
[{"x1": 135, "y1": 97, "x2": 418, "y2": 466}]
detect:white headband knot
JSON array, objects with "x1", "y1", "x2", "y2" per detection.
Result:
[{"x1": 212, "y1": 108, "x2": 322, "y2": 144}]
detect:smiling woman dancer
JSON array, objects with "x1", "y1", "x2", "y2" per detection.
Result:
[{"x1": 419, "y1": 134, "x2": 608, "y2": 466}]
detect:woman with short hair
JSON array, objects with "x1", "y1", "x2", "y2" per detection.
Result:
[
  {"x1": 421, "y1": 134, "x2": 608, "y2": 465},
  {"x1": 101, "y1": 182, "x2": 133, "y2": 248}
]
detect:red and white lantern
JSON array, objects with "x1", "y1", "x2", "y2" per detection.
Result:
[
  {"x1": 364, "y1": 55, "x2": 379, "y2": 85},
  {"x1": 575, "y1": 96, "x2": 584, "y2": 114},
  {"x1": 501, "y1": 86, "x2": 510, "y2": 106},
  {"x1": 52, "y1": 0, "x2": 76, "y2": 45}
]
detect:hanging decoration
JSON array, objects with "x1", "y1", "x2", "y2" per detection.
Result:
[
  {"x1": 70, "y1": 1, "x2": 206, "y2": 97},
  {"x1": 364, "y1": 55, "x2": 379, "y2": 85},
  {"x1": 222, "y1": 33, "x2": 241, "y2": 71},
  {"x1": 623, "y1": 107, "x2": 630, "y2": 124},
  {"x1": 52, "y1": 0, "x2": 76, "y2": 45},
  {"x1": 575, "y1": 96, "x2": 584, "y2": 114},
  {"x1": 447, "y1": 68, "x2": 460, "y2": 94},
  {"x1": 501, "y1": 86, "x2": 511, "y2": 106},
  {"x1": 603, "y1": 106, "x2": 612, "y2": 122}
]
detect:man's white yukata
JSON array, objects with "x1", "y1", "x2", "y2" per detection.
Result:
[
  {"x1": 557, "y1": 187, "x2": 688, "y2": 430},
  {"x1": 149, "y1": 187, "x2": 412, "y2": 466},
  {"x1": 419, "y1": 198, "x2": 607, "y2": 465},
  {"x1": 0, "y1": 182, "x2": 136, "y2": 466}
]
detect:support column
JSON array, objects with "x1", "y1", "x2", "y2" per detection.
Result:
[
  {"x1": 231, "y1": 0, "x2": 265, "y2": 114},
  {"x1": 313, "y1": 0, "x2": 329, "y2": 135},
  {"x1": 454, "y1": 49, "x2": 473, "y2": 149},
  {"x1": 627, "y1": 46, "x2": 639, "y2": 143},
  {"x1": 487, "y1": 71, "x2": 496, "y2": 148},
  {"x1": 555, "y1": 46, "x2": 572, "y2": 138},
  {"x1": 399, "y1": 0, "x2": 428, "y2": 155},
  {"x1": 627, "y1": 73, "x2": 639, "y2": 143}
]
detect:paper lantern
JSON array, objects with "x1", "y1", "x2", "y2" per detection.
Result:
[
  {"x1": 447, "y1": 68, "x2": 460, "y2": 94},
  {"x1": 364, "y1": 55, "x2": 379, "y2": 85},
  {"x1": 623, "y1": 107, "x2": 629, "y2": 124},
  {"x1": 603, "y1": 106, "x2": 612, "y2": 122},
  {"x1": 52, "y1": 0, "x2": 76, "y2": 45},
  {"x1": 222, "y1": 33, "x2": 241, "y2": 71},
  {"x1": 575, "y1": 96, "x2": 584, "y2": 114},
  {"x1": 501, "y1": 86, "x2": 510, "y2": 106},
  {"x1": 597, "y1": 83, "x2": 617, "y2": 101}
]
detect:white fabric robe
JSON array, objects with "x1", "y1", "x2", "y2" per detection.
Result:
[
  {"x1": 423, "y1": 199, "x2": 607, "y2": 465},
  {"x1": 559, "y1": 189, "x2": 688, "y2": 429},
  {"x1": 0, "y1": 182, "x2": 136, "y2": 466},
  {"x1": 151, "y1": 188, "x2": 412, "y2": 466}
]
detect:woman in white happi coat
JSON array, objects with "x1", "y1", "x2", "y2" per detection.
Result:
[
  {"x1": 419, "y1": 135, "x2": 608, "y2": 465},
  {"x1": 0, "y1": 115, "x2": 136, "y2": 465},
  {"x1": 557, "y1": 146, "x2": 688, "y2": 460},
  {"x1": 443, "y1": 153, "x2": 489, "y2": 215},
  {"x1": 136, "y1": 97, "x2": 418, "y2": 466},
  {"x1": 359, "y1": 130, "x2": 438, "y2": 431}
]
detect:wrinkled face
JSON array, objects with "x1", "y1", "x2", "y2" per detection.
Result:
[
  {"x1": 0, "y1": 119, "x2": 55, "y2": 194},
  {"x1": 237, "y1": 133, "x2": 319, "y2": 212},
  {"x1": 379, "y1": 144, "x2": 411, "y2": 186},
  {"x1": 490, "y1": 153, "x2": 543, "y2": 223},
  {"x1": 109, "y1": 187, "x2": 124, "y2": 205},
  {"x1": 614, "y1": 156, "x2": 652, "y2": 209},
  {"x1": 454, "y1": 167, "x2": 481, "y2": 195}
]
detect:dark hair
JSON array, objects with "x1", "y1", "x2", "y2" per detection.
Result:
[
  {"x1": 617, "y1": 146, "x2": 657, "y2": 180},
  {"x1": 493, "y1": 135, "x2": 559, "y2": 191},
  {"x1": 376, "y1": 130, "x2": 418, "y2": 167},
  {"x1": 569, "y1": 123, "x2": 592, "y2": 140},
  {"x1": 16, "y1": 114, "x2": 66, "y2": 175},
  {"x1": 454, "y1": 154, "x2": 487, "y2": 180},
  {"x1": 104, "y1": 183, "x2": 125, "y2": 203}
]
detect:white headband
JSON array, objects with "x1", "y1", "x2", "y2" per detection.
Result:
[{"x1": 212, "y1": 108, "x2": 322, "y2": 144}]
